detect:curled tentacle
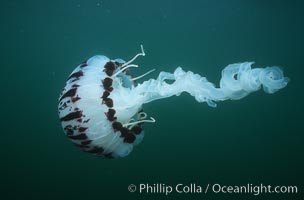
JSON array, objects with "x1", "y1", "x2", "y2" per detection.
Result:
[{"x1": 132, "y1": 62, "x2": 289, "y2": 107}]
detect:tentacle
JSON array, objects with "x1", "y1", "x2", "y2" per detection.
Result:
[
  {"x1": 112, "y1": 64, "x2": 138, "y2": 77},
  {"x1": 123, "y1": 117, "x2": 156, "y2": 127},
  {"x1": 121, "y1": 45, "x2": 145, "y2": 68},
  {"x1": 132, "y1": 62, "x2": 289, "y2": 107},
  {"x1": 131, "y1": 69, "x2": 155, "y2": 81}
]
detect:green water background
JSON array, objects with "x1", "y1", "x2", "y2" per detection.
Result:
[{"x1": 1, "y1": 0, "x2": 303, "y2": 199}]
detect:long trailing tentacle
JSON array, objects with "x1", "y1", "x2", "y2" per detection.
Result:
[{"x1": 132, "y1": 62, "x2": 289, "y2": 107}]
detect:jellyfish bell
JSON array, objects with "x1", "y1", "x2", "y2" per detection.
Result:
[{"x1": 58, "y1": 45, "x2": 289, "y2": 158}]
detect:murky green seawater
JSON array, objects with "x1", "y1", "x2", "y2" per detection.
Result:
[{"x1": 1, "y1": 0, "x2": 303, "y2": 199}]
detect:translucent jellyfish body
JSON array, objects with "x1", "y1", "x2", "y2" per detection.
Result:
[{"x1": 58, "y1": 46, "x2": 289, "y2": 158}]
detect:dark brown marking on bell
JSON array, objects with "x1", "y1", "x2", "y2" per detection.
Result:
[
  {"x1": 112, "y1": 122, "x2": 123, "y2": 131},
  {"x1": 64, "y1": 125, "x2": 74, "y2": 135},
  {"x1": 67, "y1": 70, "x2": 83, "y2": 81},
  {"x1": 105, "y1": 70, "x2": 114, "y2": 76},
  {"x1": 105, "y1": 87, "x2": 113, "y2": 92},
  {"x1": 120, "y1": 127, "x2": 129, "y2": 137},
  {"x1": 103, "y1": 152, "x2": 113, "y2": 159},
  {"x1": 131, "y1": 126, "x2": 142, "y2": 135},
  {"x1": 77, "y1": 118, "x2": 83, "y2": 123},
  {"x1": 106, "y1": 109, "x2": 116, "y2": 121},
  {"x1": 107, "y1": 115, "x2": 116, "y2": 121},
  {"x1": 107, "y1": 108, "x2": 115, "y2": 115},
  {"x1": 124, "y1": 134, "x2": 136, "y2": 143},
  {"x1": 102, "y1": 98, "x2": 113, "y2": 108},
  {"x1": 67, "y1": 133, "x2": 87, "y2": 140},
  {"x1": 102, "y1": 77, "x2": 113, "y2": 88},
  {"x1": 58, "y1": 102, "x2": 68, "y2": 111},
  {"x1": 72, "y1": 96, "x2": 81, "y2": 103},
  {"x1": 60, "y1": 111, "x2": 82, "y2": 121},
  {"x1": 81, "y1": 140, "x2": 92, "y2": 145},
  {"x1": 83, "y1": 119, "x2": 90, "y2": 123},
  {"x1": 78, "y1": 127, "x2": 88, "y2": 132},
  {"x1": 59, "y1": 88, "x2": 77, "y2": 102},
  {"x1": 80, "y1": 61, "x2": 88, "y2": 68},
  {"x1": 104, "y1": 61, "x2": 116, "y2": 71},
  {"x1": 114, "y1": 61, "x2": 124, "y2": 67},
  {"x1": 85, "y1": 146, "x2": 104, "y2": 154},
  {"x1": 102, "y1": 91, "x2": 110, "y2": 98},
  {"x1": 74, "y1": 107, "x2": 79, "y2": 111},
  {"x1": 104, "y1": 61, "x2": 118, "y2": 77},
  {"x1": 65, "y1": 129, "x2": 73, "y2": 135},
  {"x1": 64, "y1": 125, "x2": 73, "y2": 129},
  {"x1": 72, "y1": 84, "x2": 80, "y2": 88}
]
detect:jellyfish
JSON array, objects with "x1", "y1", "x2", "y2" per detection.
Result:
[{"x1": 58, "y1": 45, "x2": 289, "y2": 158}]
